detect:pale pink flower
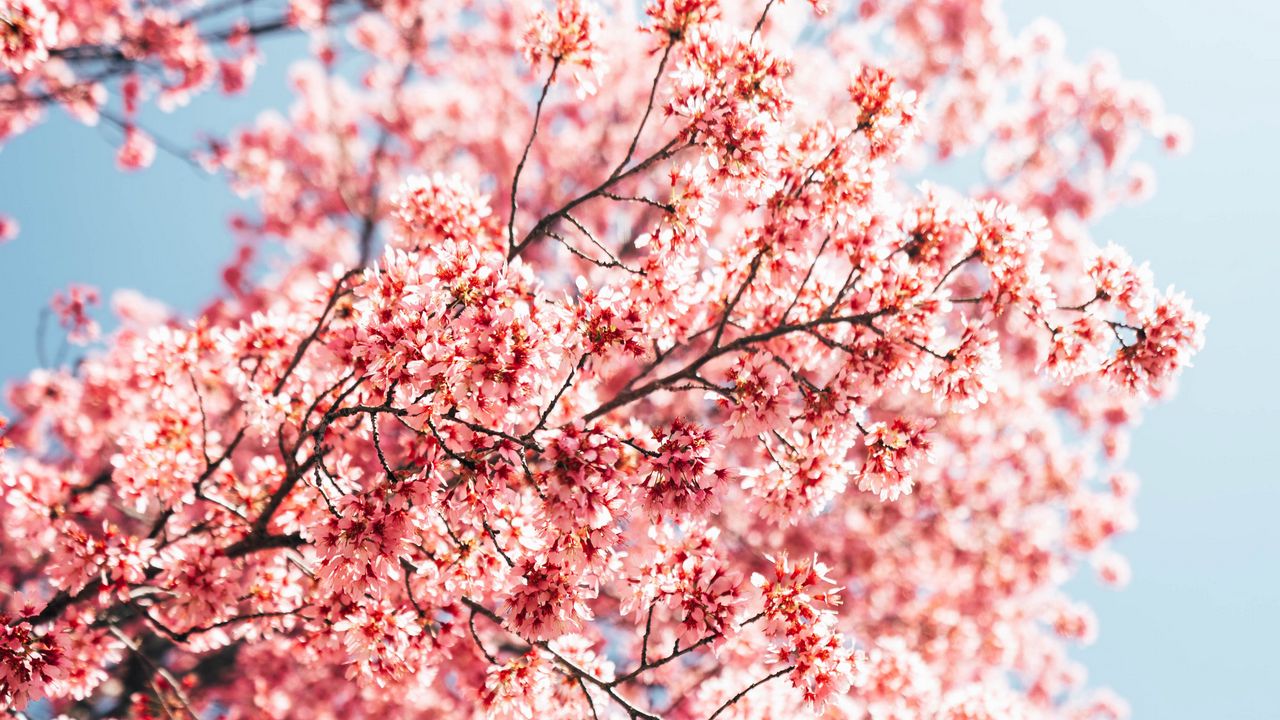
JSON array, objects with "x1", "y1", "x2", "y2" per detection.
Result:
[
  {"x1": 856, "y1": 417, "x2": 934, "y2": 501},
  {"x1": 0, "y1": 0, "x2": 57, "y2": 73},
  {"x1": 0, "y1": 213, "x2": 17, "y2": 243},
  {"x1": 50, "y1": 284, "x2": 100, "y2": 345},
  {"x1": 116, "y1": 126, "x2": 157, "y2": 171},
  {"x1": 920, "y1": 320, "x2": 1001, "y2": 410},
  {"x1": 640, "y1": 418, "x2": 729, "y2": 515},
  {"x1": 722, "y1": 354, "x2": 791, "y2": 438},
  {"x1": 506, "y1": 557, "x2": 594, "y2": 640},
  {"x1": 1104, "y1": 289, "x2": 1206, "y2": 396},
  {"x1": 522, "y1": 0, "x2": 607, "y2": 96}
]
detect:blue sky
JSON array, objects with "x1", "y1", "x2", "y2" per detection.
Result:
[{"x1": 1, "y1": 1, "x2": 1276, "y2": 717}]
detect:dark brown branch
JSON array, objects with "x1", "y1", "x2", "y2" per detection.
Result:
[
  {"x1": 584, "y1": 310, "x2": 884, "y2": 422},
  {"x1": 525, "y1": 353, "x2": 588, "y2": 440},
  {"x1": 223, "y1": 532, "x2": 306, "y2": 558},
  {"x1": 752, "y1": 0, "x2": 778, "y2": 38},
  {"x1": 461, "y1": 597, "x2": 661, "y2": 720},
  {"x1": 508, "y1": 60, "x2": 561, "y2": 253},
  {"x1": 710, "y1": 247, "x2": 767, "y2": 350},
  {"x1": 509, "y1": 136, "x2": 690, "y2": 261},
  {"x1": 781, "y1": 234, "x2": 831, "y2": 323},
  {"x1": 610, "y1": 612, "x2": 764, "y2": 688},
  {"x1": 272, "y1": 269, "x2": 362, "y2": 395},
  {"x1": 705, "y1": 665, "x2": 792, "y2": 720},
  {"x1": 611, "y1": 41, "x2": 674, "y2": 175}
]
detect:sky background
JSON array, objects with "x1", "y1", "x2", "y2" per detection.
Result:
[{"x1": 1, "y1": 1, "x2": 1277, "y2": 717}]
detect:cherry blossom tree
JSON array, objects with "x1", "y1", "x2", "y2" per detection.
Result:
[{"x1": 0, "y1": 0, "x2": 1205, "y2": 718}]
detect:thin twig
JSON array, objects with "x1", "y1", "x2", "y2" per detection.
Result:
[
  {"x1": 706, "y1": 666, "x2": 792, "y2": 720},
  {"x1": 508, "y1": 60, "x2": 561, "y2": 253}
]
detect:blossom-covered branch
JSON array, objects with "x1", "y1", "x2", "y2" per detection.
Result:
[{"x1": 1, "y1": 0, "x2": 1202, "y2": 718}]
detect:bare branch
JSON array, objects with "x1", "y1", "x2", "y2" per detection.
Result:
[{"x1": 508, "y1": 60, "x2": 562, "y2": 253}]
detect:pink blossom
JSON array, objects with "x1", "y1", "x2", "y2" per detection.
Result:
[
  {"x1": 481, "y1": 650, "x2": 561, "y2": 719},
  {"x1": 722, "y1": 354, "x2": 791, "y2": 438},
  {"x1": 1104, "y1": 289, "x2": 1206, "y2": 397},
  {"x1": 640, "y1": 418, "x2": 729, "y2": 515},
  {"x1": 854, "y1": 638, "x2": 942, "y2": 719},
  {"x1": 313, "y1": 490, "x2": 414, "y2": 599},
  {"x1": 752, "y1": 555, "x2": 856, "y2": 709},
  {"x1": 1088, "y1": 243, "x2": 1155, "y2": 318},
  {"x1": 1161, "y1": 115, "x2": 1193, "y2": 154},
  {"x1": 644, "y1": 0, "x2": 721, "y2": 39},
  {"x1": 937, "y1": 683, "x2": 1026, "y2": 720},
  {"x1": 1050, "y1": 599, "x2": 1099, "y2": 644},
  {"x1": 506, "y1": 557, "x2": 594, "y2": 640},
  {"x1": 856, "y1": 417, "x2": 934, "y2": 500},
  {"x1": 667, "y1": 24, "x2": 791, "y2": 186},
  {"x1": 50, "y1": 284, "x2": 99, "y2": 345},
  {"x1": 972, "y1": 200, "x2": 1055, "y2": 317},
  {"x1": 116, "y1": 126, "x2": 157, "y2": 171},
  {"x1": 625, "y1": 524, "x2": 745, "y2": 648},
  {"x1": 522, "y1": 0, "x2": 606, "y2": 96},
  {"x1": 919, "y1": 320, "x2": 1001, "y2": 410},
  {"x1": 848, "y1": 66, "x2": 918, "y2": 157},
  {"x1": 331, "y1": 600, "x2": 423, "y2": 683},
  {"x1": 391, "y1": 173, "x2": 495, "y2": 251},
  {"x1": 0, "y1": 616, "x2": 65, "y2": 710},
  {"x1": 1045, "y1": 313, "x2": 1111, "y2": 380},
  {"x1": 1093, "y1": 550, "x2": 1132, "y2": 588},
  {"x1": 219, "y1": 52, "x2": 258, "y2": 95},
  {"x1": 0, "y1": 0, "x2": 57, "y2": 73},
  {"x1": 0, "y1": 213, "x2": 17, "y2": 243}
]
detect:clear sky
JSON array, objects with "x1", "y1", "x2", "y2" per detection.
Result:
[{"x1": 1, "y1": 1, "x2": 1276, "y2": 717}]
